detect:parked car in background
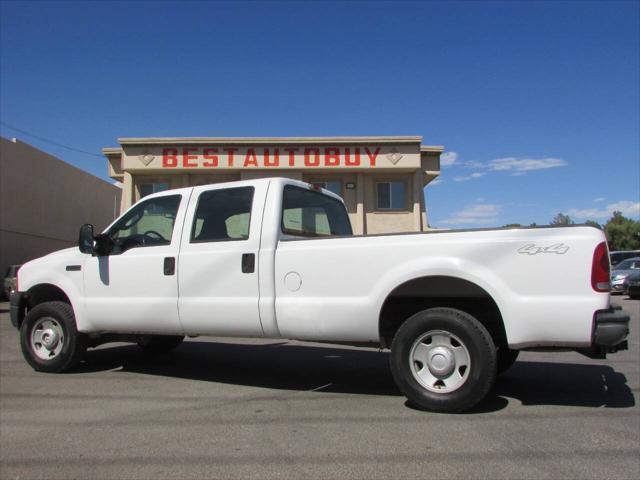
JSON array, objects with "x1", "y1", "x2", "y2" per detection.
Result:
[
  {"x1": 623, "y1": 271, "x2": 640, "y2": 299},
  {"x1": 611, "y1": 257, "x2": 640, "y2": 294},
  {"x1": 610, "y1": 250, "x2": 640, "y2": 267},
  {"x1": 3, "y1": 265, "x2": 21, "y2": 300}
]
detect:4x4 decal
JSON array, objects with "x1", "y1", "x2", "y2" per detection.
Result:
[{"x1": 518, "y1": 243, "x2": 570, "y2": 255}]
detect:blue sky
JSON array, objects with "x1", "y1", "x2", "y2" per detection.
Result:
[{"x1": 1, "y1": 0, "x2": 638, "y2": 228}]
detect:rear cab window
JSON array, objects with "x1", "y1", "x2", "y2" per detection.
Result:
[{"x1": 281, "y1": 185, "x2": 353, "y2": 238}]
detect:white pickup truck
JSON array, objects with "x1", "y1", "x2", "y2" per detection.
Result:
[{"x1": 10, "y1": 178, "x2": 629, "y2": 412}]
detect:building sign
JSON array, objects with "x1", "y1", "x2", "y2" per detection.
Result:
[{"x1": 121, "y1": 144, "x2": 420, "y2": 171}]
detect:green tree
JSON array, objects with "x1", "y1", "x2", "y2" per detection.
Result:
[
  {"x1": 550, "y1": 213, "x2": 574, "y2": 226},
  {"x1": 604, "y1": 211, "x2": 640, "y2": 251},
  {"x1": 585, "y1": 219, "x2": 602, "y2": 229},
  {"x1": 504, "y1": 223, "x2": 522, "y2": 228}
]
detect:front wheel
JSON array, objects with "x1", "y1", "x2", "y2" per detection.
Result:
[
  {"x1": 390, "y1": 308, "x2": 497, "y2": 413},
  {"x1": 20, "y1": 301, "x2": 87, "y2": 373}
]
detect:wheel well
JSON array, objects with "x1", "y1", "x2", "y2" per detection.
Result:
[
  {"x1": 379, "y1": 276, "x2": 507, "y2": 349},
  {"x1": 26, "y1": 284, "x2": 71, "y2": 309}
]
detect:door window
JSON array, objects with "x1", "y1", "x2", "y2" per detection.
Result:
[
  {"x1": 191, "y1": 187, "x2": 254, "y2": 242},
  {"x1": 106, "y1": 195, "x2": 181, "y2": 254}
]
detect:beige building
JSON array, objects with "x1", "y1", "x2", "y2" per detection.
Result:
[
  {"x1": 103, "y1": 136, "x2": 442, "y2": 235},
  {"x1": 0, "y1": 137, "x2": 122, "y2": 278}
]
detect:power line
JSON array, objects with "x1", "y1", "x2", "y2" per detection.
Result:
[{"x1": 0, "y1": 121, "x2": 104, "y2": 158}]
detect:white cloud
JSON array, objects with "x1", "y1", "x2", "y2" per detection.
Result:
[
  {"x1": 567, "y1": 200, "x2": 640, "y2": 220},
  {"x1": 463, "y1": 160, "x2": 485, "y2": 169},
  {"x1": 440, "y1": 203, "x2": 501, "y2": 225},
  {"x1": 429, "y1": 178, "x2": 443, "y2": 186},
  {"x1": 593, "y1": 197, "x2": 605, "y2": 203},
  {"x1": 453, "y1": 172, "x2": 486, "y2": 182},
  {"x1": 487, "y1": 157, "x2": 568, "y2": 172},
  {"x1": 452, "y1": 156, "x2": 567, "y2": 181},
  {"x1": 440, "y1": 151, "x2": 458, "y2": 167}
]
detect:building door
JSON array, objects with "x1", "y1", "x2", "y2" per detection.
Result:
[
  {"x1": 177, "y1": 183, "x2": 265, "y2": 336},
  {"x1": 82, "y1": 192, "x2": 190, "y2": 334}
]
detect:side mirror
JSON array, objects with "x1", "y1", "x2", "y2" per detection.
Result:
[{"x1": 78, "y1": 224, "x2": 94, "y2": 254}]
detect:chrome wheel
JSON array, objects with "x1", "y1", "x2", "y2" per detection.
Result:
[
  {"x1": 409, "y1": 330, "x2": 470, "y2": 393},
  {"x1": 30, "y1": 317, "x2": 65, "y2": 360}
]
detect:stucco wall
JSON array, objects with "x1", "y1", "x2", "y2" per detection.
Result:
[{"x1": 0, "y1": 137, "x2": 122, "y2": 280}]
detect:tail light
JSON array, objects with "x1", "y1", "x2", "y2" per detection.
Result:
[{"x1": 591, "y1": 241, "x2": 611, "y2": 292}]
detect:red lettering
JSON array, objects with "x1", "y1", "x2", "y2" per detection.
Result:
[
  {"x1": 202, "y1": 148, "x2": 218, "y2": 167},
  {"x1": 365, "y1": 147, "x2": 380, "y2": 167},
  {"x1": 244, "y1": 148, "x2": 259, "y2": 167},
  {"x1": 264, "y1": 148, "x2": 279, "y2": 167},
  {"x1": 324, "y1": 147, "x2": 340, "y2": 167},
  {"x1": 304, "y1": 148, "x2": 320, "y2": 167},
  {"x1": 182, "y1": 148, "x2": 198, "y2": 168},
  {"x1": 162, "y1": 148, "x2": 178, "y2": 168},
  {"x1": 344, "y1": 147, "x2": 360, "y2": 166},
  {"x1": 285, "y1": 148, "x2": 298, "y2": 167},
  {"x1": 224, "y1": 148, "x2": 238, "y2": 167}
]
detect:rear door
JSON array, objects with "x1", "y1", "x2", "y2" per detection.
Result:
[{"x1": 177, "y1": 182, "x2": 268, "y2": 336}]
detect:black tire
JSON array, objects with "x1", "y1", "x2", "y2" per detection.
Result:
[
  {"x1": 138, "y1": 335, "x2": 184, "y2": 353},
  {"x1": 390, "y1": 307, "x2": 497, "y2": 413},
  {"x1": 496, "y1": 346, "x2": 519, "y2": 375},
  {"x1": 20, "y1": 301, "x2": 87, "y2": 373}
]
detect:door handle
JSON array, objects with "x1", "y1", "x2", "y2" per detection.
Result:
[
  {"x1": 241, "y1": 253, "x2": 255, "y2": 274},
  {"x1": 164, "y1": 257, "x2": 175, "y2": 276}
]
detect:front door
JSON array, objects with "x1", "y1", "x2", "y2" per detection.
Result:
[{"x1": 83, "y1": 191, "x2": 190, "y2": 334}]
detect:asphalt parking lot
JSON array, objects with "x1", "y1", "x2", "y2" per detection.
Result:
[{"x1": 1, "y1": 299, "x2": 638, "y2": 479}]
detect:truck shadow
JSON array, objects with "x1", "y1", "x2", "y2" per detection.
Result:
[{"x1": 77, "y1": 340, "x2": 635, "y2": 412}]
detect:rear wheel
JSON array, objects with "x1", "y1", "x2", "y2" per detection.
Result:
[
  {"x1": 390, "y1": 308, "x2": 497, "y2": 413},
  {"x1": 20, "y1": 301, "x2": 87, "y2": 373},
  {"x1": 138, "y1": 335, "x2": 184, "y2": 353}
]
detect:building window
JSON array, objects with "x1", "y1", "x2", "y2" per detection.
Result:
[
  {"x1": 139, "y1": 182, "x2": 169, "y2": 198},
  {"x1": 376, "y1": 182, "x2": 406, "y2": 210},
  {"x1": 311, "y1": 181, "x2": 342, "y2": 197}
]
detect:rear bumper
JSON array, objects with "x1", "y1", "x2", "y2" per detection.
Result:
[
  {"x1": 9, "y1": 291, "x2": 26, "y2": 329},
  {"x1": 592, "y1": 304, "x2": 629, "y2": 350}
]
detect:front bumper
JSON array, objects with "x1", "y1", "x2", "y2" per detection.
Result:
[
  {"x1": 592, "y1": 304, "x2": 629, "y2": 351},
  {"x1": 9, "y1": 291, "x2": 26, "y2": 329}
]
